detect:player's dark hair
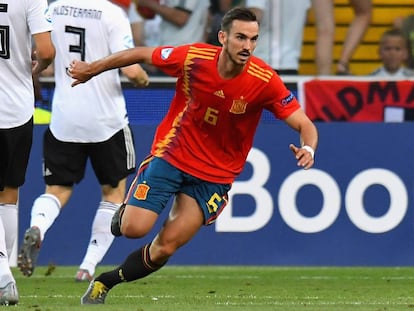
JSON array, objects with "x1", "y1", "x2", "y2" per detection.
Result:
[{"x1": 221, "y1": 7, "x2": 258, "y2": 33}]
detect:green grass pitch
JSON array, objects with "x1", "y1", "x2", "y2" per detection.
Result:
[{"x1": 10, "y1": 265, "x2": 414, "y2": 310}]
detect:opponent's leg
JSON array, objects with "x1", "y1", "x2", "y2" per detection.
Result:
[
  {"x1": 76, "y1": 201, "x2": 118, "y2": 282},
  {"x1": 76, "y1": 181, "x2": 126, "y2": 281},
  {"x1": 0, "y1": 217, "x2": 18, "y2": 305},
  {"x1": 18, "y1": 186, "x2": 71, "y2": 277}
]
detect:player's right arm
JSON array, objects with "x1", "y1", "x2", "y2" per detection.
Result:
[{"x1": 69, "y1": 46, "x2": 156, "y2": 86}]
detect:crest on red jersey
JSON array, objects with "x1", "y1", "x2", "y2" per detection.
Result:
[{"x1": 230, "y1": 97, "x2": 247, "y2": 114}]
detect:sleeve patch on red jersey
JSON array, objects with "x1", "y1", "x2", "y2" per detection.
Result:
[
  {"x1": 281, "y1": 92, "x2": 295, "y2": 106},
  {"x1": 161, "y1": 48, "x2": 174, "y2": 60}
]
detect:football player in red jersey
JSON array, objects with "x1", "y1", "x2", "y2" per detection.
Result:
[{"x1": 70, "y1": 7, "x2": 318, "y2": 304}]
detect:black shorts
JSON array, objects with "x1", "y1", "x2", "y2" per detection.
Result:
[
  {"x1": 0, "y1": 118, "x2": 33, "y2": 190},
  {"x1": 43, "y1": 126, "x2": 136, "y2": 187}
]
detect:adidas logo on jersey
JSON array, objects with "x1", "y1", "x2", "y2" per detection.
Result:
[{"x1": 214, "y1": 90, "x2": 225, "y2": 98}]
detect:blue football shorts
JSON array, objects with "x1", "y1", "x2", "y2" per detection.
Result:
[{"x1": 125, "y1": 156, "x2": 232, "y2": 225}]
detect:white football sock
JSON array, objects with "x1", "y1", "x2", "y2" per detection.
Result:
[
  {"x1": 79, "y1": 201, "x2": 117, "y2": 276},
  {"x1": 0, "y1": 204, "x2": 17, "y2": 256},
  {"x1": 0, "y1": 214, "x2": 15, "y2": 287},
  {"x1": 30, "y1": 194, "x2": 61, "y2": 241}
]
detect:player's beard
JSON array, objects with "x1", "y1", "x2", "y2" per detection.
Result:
[{"x1": 223, "y1": 45, "x2": 248, "y2": 68}]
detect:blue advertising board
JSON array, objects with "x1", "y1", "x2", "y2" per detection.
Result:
[{"x1": 19, "y1": 122, "x2": 414, "y2": 266}]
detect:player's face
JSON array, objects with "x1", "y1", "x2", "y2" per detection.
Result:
[{"x1": 220, "y1": 20, "x2": 259, "y2": 66}]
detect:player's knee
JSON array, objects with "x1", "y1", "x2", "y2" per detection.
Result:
[
  {"x1": 120, "y1": 221, "x2": 147, "y2": 238},
  {"x1": 151, "y1": 241, "x2": 179, "y2": 261},
  {"x1": 157, "y1": 245, "x2": 177, "y2": 258}
]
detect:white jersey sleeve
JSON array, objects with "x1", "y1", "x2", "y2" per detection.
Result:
[
  {"x1": 0, "y1": 0, "x2": 52, "y2": 129},
  {"x1": 49, "y1": 0, "x2": 134, "y2": 142}
]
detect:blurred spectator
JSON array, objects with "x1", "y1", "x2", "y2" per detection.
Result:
[
  {"x1": 246, "y1": 0, "x2": 311, "y2": 75},
  {"x1": 129, "y1": 2, "x2": 161, "y2": 74},
  {"x1": 206, "y1": 0, "x2": 243, "y2": 46},
  {"x1": 129, "y1": 1, "x2": 161, "y2": 47},
  {"x1": 370, "y1": 28, "x2": 413, "y2": 77},
  {"x1": 394, "y1": 15, "x2": 414, "y2": 69},
  {"x1": 312, "y1": 0, "x2": 372, "y2": 75},
  {"x1": 134, "y1": 0, "x2": 209, "y2": 46}
]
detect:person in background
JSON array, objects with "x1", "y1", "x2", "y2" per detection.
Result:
[
  {"x1": 0, "y1": 0, "x2": 55, "y2": 305},
  {"x1": 370, "y1": 28, "x2": 413, "y2": 77},
  {"x1": 17, "y1": 0, "x2": 149, "y2": 283},
  {"x1": 312, "y1": 0, "x2": 372, "y2": 75},
  {"x1": 246, "y1": 0, "x2": 311, "y2": 75},
  {"x1": 129, "y1": 1, "x2": 161, "y2": 47},
  {"x1": 133, "y1": 0, "x2": 209, "y2": 46},
  {"x1": 129, "y1": 1, "x2": 161, "y2": 74},
  {"x1": 68, "y1": 7, "x2": 318, "y2": 304},
  {"x1": 394, "y1": 14, "x2": 414, "y2": 70},
  {"x1": 206, "y1": 0, "x2": 243, "y2": 46}
]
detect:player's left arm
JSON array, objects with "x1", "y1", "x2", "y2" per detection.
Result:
[{"x1": 284, "y1": 108, "x2": 318, "y2": 170}]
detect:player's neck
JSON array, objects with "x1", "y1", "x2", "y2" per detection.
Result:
[{"x1": 217, "y1": 52, "x2": 245, "y2": 80}]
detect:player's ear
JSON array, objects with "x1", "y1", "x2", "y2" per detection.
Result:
[{"x1": 218, "y1": 30, "x2": 225, "y2": 46}]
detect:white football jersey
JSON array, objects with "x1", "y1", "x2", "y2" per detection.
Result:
[
  {"x1": 48, "y1": 0, "x2": 134, "y2": 142},
  {"x1": 0, "y1": 0, "x2": 52, "y2": 129}
]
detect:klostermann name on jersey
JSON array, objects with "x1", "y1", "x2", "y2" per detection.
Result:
[
  {"x1": 52, "y1": 6, "x2": 102, "y2": 19},
  {"x1": 150, "y1": 43, "x2": 301, "y2": 184}
]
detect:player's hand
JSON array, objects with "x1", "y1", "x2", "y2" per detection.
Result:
[
  {"x1": 68, "y1": 60, "x2": 93, "y2": 87},
  {"x1": 136, "y1": 0, "x2": 156, "y2": 8},
  {"x1": 289, "y1": 144, "x2": 314, "y2": 170},
  {"x1": 132, "y1": 70, "x2": 150, "y2": 88}
]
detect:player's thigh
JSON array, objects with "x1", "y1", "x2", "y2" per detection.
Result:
[
  {"x1": 89, "y1": 126, "x2": 136, "y2": 188},
  {"x1": 150, "y1": 193, "x2": 203, "y2": 259},
  {"x1": 122, "y1": 157, "x2": 185, "y2": 237},
  {"x1": 121, "y1": 204, "x2": 159, "y2": 237}
]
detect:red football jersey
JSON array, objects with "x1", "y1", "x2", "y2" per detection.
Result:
[{"x1": 151, "y1": 43, "x2": 300, "y2": 183}]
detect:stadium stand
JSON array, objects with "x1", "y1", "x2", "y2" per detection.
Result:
[{"x1": 300, "y1": 0, "x2": 414, "y2": 75}]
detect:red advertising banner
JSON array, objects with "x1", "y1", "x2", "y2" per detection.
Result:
[{"x1": 304, "y1": 79, "x2": 414, "y2": 121}]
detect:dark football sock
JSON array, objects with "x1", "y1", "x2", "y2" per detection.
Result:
[{"x1": 95, "y1": 244, "x2": 166, "y2": 289}]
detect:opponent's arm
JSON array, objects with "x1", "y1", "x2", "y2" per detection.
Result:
[
  {"x1": 32, "y1": 31, "x2": 55, "y2": 75},
  {"x1": 69, "y1": 46, "x2": 155, "y2": 86},
  {"x1": 121, "y1": 64, "x2": 150, "y2": 88},
  {"x1": 284, "y1": 108, "x2": 318, "y2": 170}
]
